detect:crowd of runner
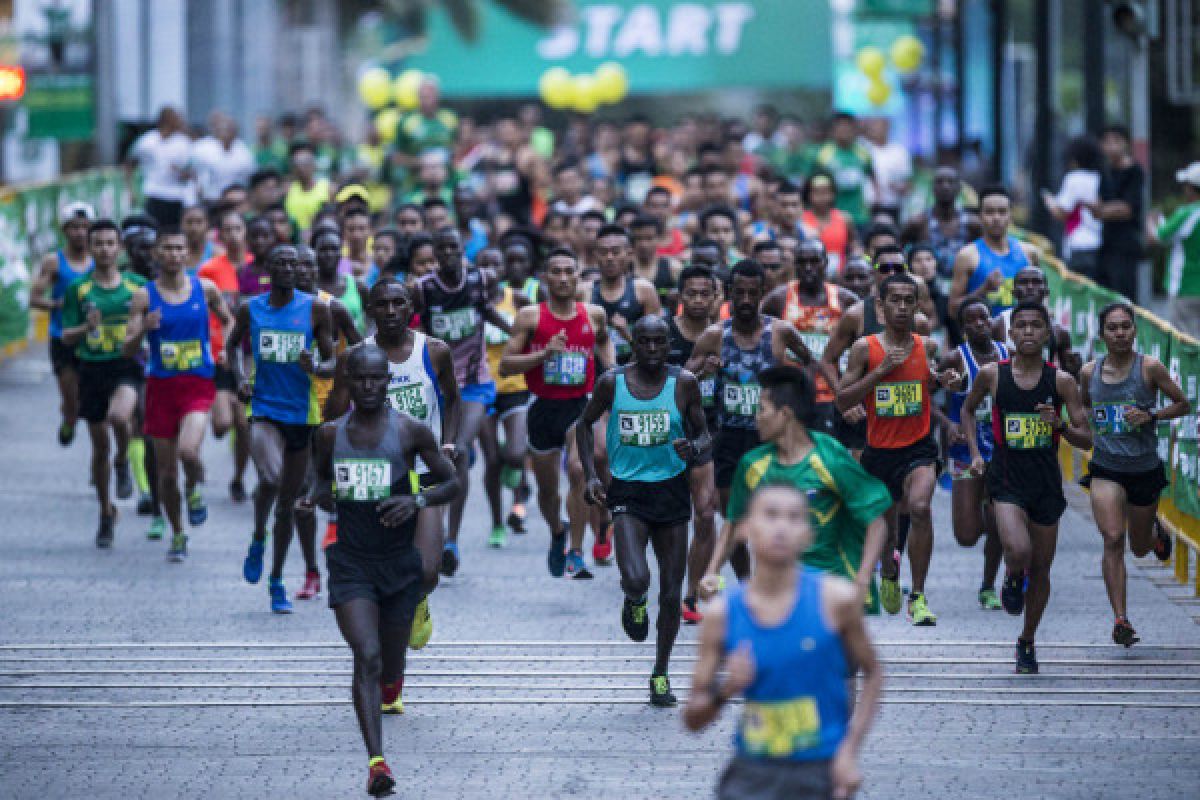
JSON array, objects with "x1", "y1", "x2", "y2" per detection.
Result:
[{"x1": 29, "y1": 108, "x2": 1188, "y2": 799}]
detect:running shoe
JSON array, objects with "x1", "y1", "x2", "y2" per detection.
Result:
[
  {"x1": 1113, "y1": 617, "x2": 1140, "y2": 648},
  {"x1": 367, "y1": 758, "x2": 395, "y2": 797},
  {"x1": 506, "y1": 502, "x2": 527, "y2": 534},
  {"x1": 186, "y1": 487, "x2": 207, "y2": 527},
  {"x1": 1001, "y1": 571, "x2": 1027, "y2": 616},
  {"x1": 57, "y1": 420, "x2": 75, "y2": 447},
  {"x1": 409, "y1": 597, "x2": 433, "y2": 650},
  {"x1": 269, "y1": 579, "x2": 293, "y2": 614},
  {"x1": 113, "y1": 461, "x2": 133, "y2": 500},
  {"x1": 879, "y1": 550, "x2": 902, "y2": 615},
  {"x1": 95, "y1": 513, "x2": 115, "y2": 549},
  {"x1": 977, "y1": 588, "x2": 1002, "y2": 610},
  {"x1": 907, "y1": 593, "x2": 937, "y2": 626},
  {"x1": 243, "y1": 537, "x2": 265, "y2": 584},
  {"x1": 621, "y1": 595, "x2": 649, "y2": 642},
  {"x1": 381, "y1": 682, "x2": 404, "y2": 714},
  {"x1": 488, "y1": 525, "x2": 507, "y2": 548},
  {"x1": 592, "y1": 523, "x2": 614, "y2": 566},
  {"x1": 547, "y1": 530, "x2": 567, "y2": 577},
  {"x1": 295, "y1": 569, "x2": 320, "y2": 600},
  {"x1": 136, "y1": 492, "x2": 154, "y2": 516},
  {"x1": 565, "y1": 548, "x2": 593, "y2": 580},
  {"x1": 681, "y1": 596, "x2": 703, "y2": 625},
  {"x1": 229, "y1": 479, "x2": 247, "y2": 504},
  {"x1": 439, "y1": 541, "x2": 460, "y2": 577},
  {"x1": 650, "y1": 674, "x2": 677, "y2": 707},
  {"x1": 322, "y1": 519, "x2": 338, "y2": 549},
  {"x1": 1153, "y1": 522, "x2": 1173, "y2": 562},
  {"x1": 167, "y1": 533, "x2": 188, "y2": 563},
  {"x1": 146, "y1": 516, "x2": 166, "y2": 541},
  {"x1": 500, "y1": 464, "x2": 522, "y2": 490},
  {"x1": 1015, "y1": 638, "x2": 1039, "y2": 674}
]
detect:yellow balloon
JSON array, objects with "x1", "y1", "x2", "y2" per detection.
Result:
[
  {"x1": 866, "y1": 79, "x2": 892, "y2": 107},
  {"x1": 374, "y1": 108, "x2": 401, "y2": 144},
  {"x1": 856, "y1": 46, "x2": 886, "y2": 79},
  {"x1": 539, "y1": 67, "x2": 574, "y2": 110},
  {"x1": 357, "y1": 67, "x2": 392, "y2": 110},
  {"x1": 891, "y1": 34, "x2": 925, "y2": 74},
  {"x1": 593, "y1": 62, "x2": 629, "y2": 105},
  {"x1": 572, "y1": 74, "x2": 598, "y2": 113},
  {"x1": 393, "y1": 69, "x2": 423, "y2": 110}
]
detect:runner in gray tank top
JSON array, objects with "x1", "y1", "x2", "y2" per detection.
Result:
[{"x1": 1080, "y1": 302, "x2": 1189, "y2": 648}]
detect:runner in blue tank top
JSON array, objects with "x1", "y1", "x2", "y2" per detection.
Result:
[
  {"x1": 577, "y1": 316, "x2": 711, "y2": 707},
  {"x1": 29, "y1": 202, "x2": 95, "y2": 446},
  {"x1": 226, "y1": 243, "x2": 335, "y2": 614},
  {"x1": 124, "y1": 228, "x2": 232, "y2": 562},
  {"x1": 948, "y1": 186, "x2": 1041, "y2": 318},
  {"x1": 685, "y1": 484, "x2": 883, "y2": 800}
]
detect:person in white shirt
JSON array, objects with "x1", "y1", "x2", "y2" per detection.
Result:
[
  {"x1": 1042, "y1": 136, "x2": 1103, "y2": 277},
  {"x1": 192, "y1": 111, "x2": 255, "y2": 206},
  {"x1": 864, "y1": 117, "x2": 911, "y2": 222},
  {"x1": 128, "y1": 106, "x2": 194, "y2": 227}
]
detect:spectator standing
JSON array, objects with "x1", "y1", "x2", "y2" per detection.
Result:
[
  {"x1": 283, "y1": 141, "x2": 332, "y2": 235},
  {"x1": 812, "y1": 112, "x2": 876, "y2": 231},
  {"x1": 1149, "y1": 163, "x2": 1200, "y2": 337},
  {"x1": 129, "y1": 107, "x2": 194, "y2": 227},
  {"x1": 193, "y1": 112, "x2": 255, "y2": 207},
  {"x1": 1042, "y1": 136, "x2": 1103, "y2": 278},
  {"x1": 864, "y1": 117, "x2": 912, "y2": 222},
  {"x1": 392, "y1": 77, "x2": 459, "y2": 184},
  {"x1": 1092, "y1": 125, "x2": 1146, "y2": 301}
]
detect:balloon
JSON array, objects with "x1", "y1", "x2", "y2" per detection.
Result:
[
  {"x1": 593, "y1": 62, "x2": 629, "y2": 105},
  {"x1": 374, "y1": 108, "x2": 401, "y2": 144},
  {"x1": 866, "y1": 79, "x2": 892, "y2": 107},
  {"x1": 891, "y1": 34, "x2": 925, "y2": 74},
  {"x1": 539, "y1": 67, "x2": 574, "y2": 110},
  {"x1": 572, "y1": 74, "x2": 598, "y2": 113},
  {"x1": 393, "y1": 69, "x2": 424, "y2": 110},
  {"x1": 357, "y1": 67, "x2": 392, "y2": 110},
  {"x1": 856, "y1": 46, "x2": 886, "y2": 79}
]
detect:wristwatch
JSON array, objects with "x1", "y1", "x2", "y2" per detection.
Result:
[{"x1": 414, "y1": 493, "x2": 428, "y2": 510}]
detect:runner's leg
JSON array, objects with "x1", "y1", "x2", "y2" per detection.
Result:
[
  {"x1": 151, "y1": 436, "x2": 183, "y2": 535},
  {"x1": 479, "y1": 414, "x2": 504, "y2": 529},
  {"x1": 530, "y1": 449, "x2": 565, "y2": 536},
  {"x1": 414, "y1": 505, "x2": 444, "y2": 595},
  {"x1": 903, "y1": 465, "x2": 937, "y2": 596},
  {"x1": 649, "y1": 522, "x2": 688, "y2": 676},
  {"x1": 1022, "y1": 520, "x2": 1061, "y2": 643},
  {"x1": 1090, "y1": 478, "x2": 1130, "y2": 619},
  {"x1": 445, "y1": 400, "x2": 488, "y2": 545},
  {"x1": 613, "y1": 514, "x2": 652, "y2": 605},
  {"x1": 87, "y1": 421, "x2": 113, "y2": 516},
  {"x1": 334, "y1": 597, "x2": 385, "y2": 759},
  {"x1": 176, "y1": 411, "x2": 209, "y2": 496},
  {"x1": 58, "y1": 362, "x2": 79, "y2": 433},
  {"x1": 951, "y1": 476, "x2": 986, "y2": 548},
  {"x1": 268, "y1": 445, "x2": 309, "y2": 583},
  {"x1": 993, "y1": 502, "x2": 1034, "y2": 577},
  {"x1": 249, "y1": 420, "x2": 283, "y2": 537},
  {"x1": 685, "y1": 463, "x2": 717, "y2": 601}
]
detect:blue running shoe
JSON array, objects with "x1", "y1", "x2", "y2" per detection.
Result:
[
  {"x1": 243, "y1": 538, "x2": 265, "y2": 584},
  {"x1": 269, "y1": 579, "x2": 293, "y2": 614},
  {"x1": 440, "y1": 541, "x2": 460, "y2": 577},
  {"x1": 186, "y1": 487, "x2": 207, "y2": 527},
  {"x1": 565, "y1": 548, "x2": 593, "y2": 580}
]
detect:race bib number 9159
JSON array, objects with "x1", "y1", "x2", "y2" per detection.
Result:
[{"x1": 617, "y1": 410, "x2": 671, "y2": 447}]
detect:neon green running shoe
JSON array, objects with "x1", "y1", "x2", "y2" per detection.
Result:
[
  {"x1": 880, "y1": 576, "x2": 902, "y2": 615},
  {"x1": 409, "y1": 597, "x2": 433, "y2": 650},
  {"x1": 978, "y1": 588, "x2": 1002, "y2": 610},
  {"x1": 908, "y1": 593, "x2": 937, "y2": 626},
  {"x1": 650, "y1": 673, "x2": 677, "y2": 707},
  {"x1": 146, "y1": 516, "x2": 166, "y2": 541},
  {"x1": 488, "y1": 525, "x2": 507, "y2": 548}
]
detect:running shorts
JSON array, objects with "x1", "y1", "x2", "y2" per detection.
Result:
[
  {"x1": 607, "y1": 471, "x2": 691, "y2": 526},
  {"x1": 78, "y1": 359, "x2": 143, "y2": 424},
  {"x1": 861, "y1": 435, "x2": 941, "y2": 504},
  {"x1": 834, "y1": 408, "x2": 867, "y2": 451},
  {"x1": 717, "y1": 756, "x2": 833, "y2": 800},
  {"x1": 50, "y1": 337, "x2": 78, "y2": 375},
  {"x1": 213, "y1": 364, "x2": 238, "y2": 393},
  {"x1": 527, "y1": 395, "x2": 587, "y2": 454},
  {"x1": 986, "y1": 465, "x2": 1067, "y2": 526},
  {"x1": 252, "y1": 416, "x2": 315, "y2": 453},
  {"x1": 493, "y1": 390, "x2": 531, "y2": 420},
  {"x1": 1082, "y1": 461, "x2": 1169, "y2": 509},
  {"x1": 461, "y1": 380, "x2": 497, "y2": 408},
  {"x1": 714, "y1": 427, "x2": 761, "y2": 490},
  {"x1": 143, "y1": 374, "x2": 216, "y2": 438},
  {"x1": 809, "y1": 402, "x2": 837, "y2": 437},
  {"x1": 325, "y1": 544, "x2": 423, "y2": 627}
]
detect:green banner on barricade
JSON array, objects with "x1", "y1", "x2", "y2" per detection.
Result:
[{"x1": 1169, "y1": 333, "x2": 1200, "y2": 516}]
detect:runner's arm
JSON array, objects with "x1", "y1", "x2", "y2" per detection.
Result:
[
  {"x1": 121, "y1": 288, "x2": 151, "y2": 358},
  {"x1": 684, "y1": 325, "x2": 721, "y2": 376},
  {"x1": 305, "y1": 299, "x2": 338, "y2": 379},
  {"x1": 429, "y1": 338, "x2": 462, "y2": 451},
  {"x1": 682, "y1": 597, "x2": 730, "y2": 731},
  {"x1": 830, "y1": 578, "x2": 882, "y2": 789},
  {"x1": 589, "y1": 305, "x2": 616, "y2": 373},
  {"x1": 59, "y1": 283, "x2": 92, "y2": 347},
  {"x1": 1146, "y1": 356, "x2": 1190, "y2": 421},
  {"x1": 678, "y1": 371, "x2": 712, "y2": 463},
  {"x1": 1056, "y1": 371, "x2": 1092, "y2": 450},
  {"x1": 1053, "y1": 326, "x2": 1082, "y2": 378},
  {"x1": 497, "y1": 305, "x2": 546, "y2": 377},
  {"x1": 480, "y1": 272, "x2": 512, "y2": 335},
  {"x1": 409, "y1": 421, "x2": 460, "y2": 508},
  {"x1": 224, "y1": 303, "x2": 252, "y2": 395},
  {"x1": 961, "y1": 363, "x2": 996, "y2": 469},
  {"x1": 201, "y1": 278, "x2": 235, "y2": 352},
  {"x1": 1078, "y1": 362, "x2": 1095, "y2": 409},
  {"x1": 28, "y1": 254, "x2": 60, "y2": 312},
  {"x1": 636, "y1": 279, "x2": 662, "y2": 317},
  {"x1": 322, "y1": 350, "x2": 353, "y2": 420},
  {"x1": 835, "y1": 338, "x2": 880, "y2": 411},
  {"x1": 309, "y1": 423, "x2": 337, "y2": 512},
  {"x1": 776, "y1": 320, "x2": 812, "y2": 366},
  {"x1": 329, "y1": 298, "x2": 364, "y2": 346},
  {"x1": 947, "y1": 245, "x2": 981, "y2": 318},
  {"x1": 821, "y1": 306, "x2": 860, "y2": 387},
  {"x1": 759, "y1": 284, "x2": 787, "y2": 318},
  {"x1": 575, "y1": 373, "x2": 616, "y2": 486}
]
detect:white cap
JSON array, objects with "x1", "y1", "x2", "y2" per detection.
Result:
[
  {"x1": 59, "y1": 201, "x2": 95, "y2": 224},
  {"x1": 1176, "y1": 162, "x2": 1200, "y2": 187}
]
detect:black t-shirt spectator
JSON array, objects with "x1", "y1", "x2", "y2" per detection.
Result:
[{"x1": 1099, "y1": 163, "x2": 1145, "y2": 256}]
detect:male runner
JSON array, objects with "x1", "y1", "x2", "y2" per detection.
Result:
[
  {"x1": 314, "y1": 228, "x2": 369, "y2": 333},
  {"x1": 577, "y1": 316, "x2": 710, "y2": 706},
  {"x1": 962, "y1": 301, "x2": 1091, "y2": 673},
  {"x1": 941, "y1": 299, "x2": 1008, "y2": 609},
  {"x1": 60, "y1": 219, "x2": 144, "y2": 546},
  {"x1": 238, "y1": 216, "x2": 277, "y2": 299},
  {"x1": 30, "y1": 201, "x2": 94, "y2": 445},
  {"x1": 631, "y1": 214, "x2": 681, "y2": 311},
  {"x1": 685, "y1": 483, "x2": 883, "y2": 800},
  {"x1": 413, "y1": 226, "x2": 509, "y2": 576},
  {"x1": 124, "y1": 228, "x2": 233, "y2": 561},
  {"x1": 839, "y1": 256, "x2": 875, "y2": 301},
  {"x1": 310, "y1": 344, "x2": 458, "y2": 797},
  {"x1": 666, "y1": 266, "x2": 720, "y2": 623},
  {"x1": 585, "y1": 224, "x2": 662, "y2": 364},
  {"x1": 992, "y1": 266, "x2": 1082, "y2": 377},
  {"x1": 226, "y1": 243, "x2": 335, "y2": 611},
  {"x1": 901, "y1": 167, "x2": 983, "y2": 290},
  {"x1": 687, "y1": 259, "x2": 811, "y2": 580},
  {"x1": 838, "y1": 273, "x2": 959, "y2": 625},
  {"x1": 1079, "y1": 302, "x2": 1188, "y2": 646},
  {"x1": 499, "y1": 247, "x2": 613, "y2": 578},
  {"x1": 763, "y1": 239, "x2": 859, "y2": 435},
  {"x1": 181, "y1": 205, "x2": 216, "y2": 273},
  {"x1": 948, "y1": 185, "x2": 1040, "y2": 318}
]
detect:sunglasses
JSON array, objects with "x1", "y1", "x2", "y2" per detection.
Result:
[{"x1": 875, "y1": 262, "x2": 906, "y2": 275}]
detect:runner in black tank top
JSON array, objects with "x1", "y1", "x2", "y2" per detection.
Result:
[
  {"x1": 592, "y1": 276, "x2": 644, "y2": 364},
  {"x1": 961, "y1": 302, "x2": 1091, "y2": 675},
  {"x1": 590, "y1": 224, "x2": 661, "y2": 366}
]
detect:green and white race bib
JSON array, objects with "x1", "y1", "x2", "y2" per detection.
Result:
[
  {"x1": 974, "y1": 394, "x2": 993, "y2": 423},
  {"x1": 258, "y1": 330, "x2": 305, "y2": 364},
  {"x1": 798, "y1": 331, "x2": 829, "y2": 360},
  {"x1": 430, "y1": 307, "x2": 478, "y2": 342},
  {"x1": 617, "y1": 410, "x2": 671, "y2": 447},
  {"x1": 723, "y1": 382, "x2": 760, "y2": 417},
  {"x1": 699, "y1": 376, "x2": 716, "y2": 408},
  {"x1": 334, "y1": 458, "x2": 392, "y2": 501},
  {"x1": 387, "y1": 382, "x2": 430, "y2": 421},
  {"x1": 543, "y1": 350, "x2": 588, "y2": 386}
]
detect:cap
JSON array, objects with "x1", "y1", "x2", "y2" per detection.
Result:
[
  {"x1": 335, "y1": 184, "x2": 370, "y2": 205},
  {"x1": 1176, "y1": 162, "x2": 1200, "y2": 187},
  {"x1": 59, "y1": 201, "x2": 95, "y2": 224}
]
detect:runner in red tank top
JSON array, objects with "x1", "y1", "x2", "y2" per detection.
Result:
[
  {"x1": 839, "y1": 273, "x2": 961, "y2": 627},
  {"x1": 500, "y1": 248, "x2": 614, "y2": 579}
]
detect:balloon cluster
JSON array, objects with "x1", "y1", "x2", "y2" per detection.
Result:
[
  {"x1": 356, "y1": 66, "x2": 430, "y2": 144},
  {"x1": 538, "y1": 63, "x2": 629, "y2": 113},
  {"x1": 855, "y1": 34, "x2": 924, "y2": 107}
]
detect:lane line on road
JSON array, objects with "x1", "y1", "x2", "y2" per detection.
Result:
[
  {"x1": 3, "y1": 640, "x2": 1200, "y2": 650},
  {"x1": 2, "y1": 698, "x2": 1199, "y2": 708}
]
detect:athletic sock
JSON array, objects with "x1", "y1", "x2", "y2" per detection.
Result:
[
  {"x1": 368, "y1": 756, "x2": 385, "y2": 767},
  {"x1": 128, "y1": 437, "x2": 149, "y2": 494}
]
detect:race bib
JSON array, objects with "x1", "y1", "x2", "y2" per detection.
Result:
[
  {"x1": 798, "y1": 332, "x2": 829, "y2": 361},
  {"x1": 387, "y1": 382, "x2": 430, "y2": 421},
  {"x1": 430, "y1": 307, "x2": 478, "y2": 342},
  {"x1": 334, "y1": 458, "x2": 392, "y2": 501},
  {"x1": 258, "y1": 329, "x2": 305, "y2": 364},
  {"x1": 484, "y1": 313, "x2": 511, "y2": 346},
  {"x1": 875, "y1": 381, "x2": 923, "y2": 417},
  {"x1": 699, "y1": 376, "x2": 716, "y2": 408},
  {"x1": 723, "y1": 382, "x2": 760, "y2": 417},
  {"x1": 1004, "y1": 412, "x2": 1054, "y2": 450},
  {"x1": 974, "y1": 394, "x2": 993, "y2": 423},
  {"x1": 159, "y1": 339, "x2": 205, "y2": 372},
  {"x1": 610, "y1": 326, "x2": 631, "y2": 358},
  {"x1": 1093, "y1": 402, "x2": 1141, "y2": 436},
  {"x1": 87, "y1": 322, "x2": 127, "y2": 354},
  {"x1": 543, "y1": 350, "x2": 588, "y2": 386},
  {"x1": 741, "y1": 697, "x2": 821, "y2": 758},
  {"x1": 617, "y1": 410, "x2": 671, "y2": 447}
]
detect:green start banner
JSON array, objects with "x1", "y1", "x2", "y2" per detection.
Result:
[
  {"x1": 405, "y1": 0, "x2": 833, "y2": 96},
  {"x1": 0, "y1": 169, "x2": 135, "y2": 357}
]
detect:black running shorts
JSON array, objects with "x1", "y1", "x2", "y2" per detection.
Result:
[{"x1": 527, "y1": 395, "x2": 587, "y2": 454}]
